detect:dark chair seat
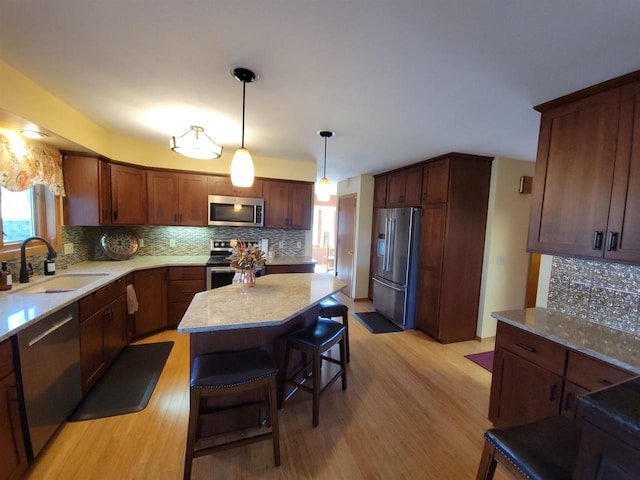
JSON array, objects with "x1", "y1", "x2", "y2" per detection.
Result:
[
  {"x1": 318, "y1": 296, "x2": 350, "y2": 362},
  {"x1": 282, "y1": 318, "x2": 347, "y2": 427},
  {"x1": 184, "y1": 348, "x2": 280, "y2": 479},
  {"x1": 477, "y1": 415, "x2": 582, "y2": 480}
]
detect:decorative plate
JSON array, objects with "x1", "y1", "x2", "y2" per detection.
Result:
[{"x1": 100, "y1": 230, "x2": 140, "y2": 260}]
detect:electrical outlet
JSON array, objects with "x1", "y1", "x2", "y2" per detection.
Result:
[
  {"x1": 296, "y1": 241, "x2": 301, "y2": 248},
  {"x1": 139, "y1": 239, "x2": 145, "y2": 247},
  {"x1": 169, "y1": 239, "x2": 176, "y2": 247},
  {"x1": 63, "y1": 243, "x2": 74, "y2": 255},
  {"x1": 279, "y1": 241, "x2": 284, "y2": 249}
]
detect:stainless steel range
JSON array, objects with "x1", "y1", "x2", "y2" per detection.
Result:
[{"x1": 205, "y1": 239, "x2": 263, "y2": 289}]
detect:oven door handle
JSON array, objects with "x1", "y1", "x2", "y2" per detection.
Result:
[{"x1": 207, "y1": 268, "x2": 237, "y2": 273}]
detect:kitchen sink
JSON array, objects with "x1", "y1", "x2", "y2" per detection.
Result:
[{"x1": 12, "y1": 273, "x2": 110, "y2": 294}]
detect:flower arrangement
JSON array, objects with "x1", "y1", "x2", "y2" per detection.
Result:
[{"x1": 225, "y1": 240, "x2": 266, "y2": 271}]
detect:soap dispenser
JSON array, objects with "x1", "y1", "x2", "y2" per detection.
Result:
[
  {"x1": 0, "y1": 261, "x2": 12, "y2": 290},
  {"x1": 44, "y1": 254, "x2": 56, "y2": 276}
]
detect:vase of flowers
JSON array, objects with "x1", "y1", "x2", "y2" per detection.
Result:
[{"x1": 225, "y1": 241, "x2": 266, "y2": 288}]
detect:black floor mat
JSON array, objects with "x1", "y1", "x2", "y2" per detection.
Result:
[
  {"x1": 353, "y1": 312, "x2": 403, "y2": 333},
  {"x1": 69, "y1": 341, "x2": 173, "y2": 422}
]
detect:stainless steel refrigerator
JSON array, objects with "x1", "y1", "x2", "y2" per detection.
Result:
[{"x1": 372, "y1": 207, "x2": 421, "y2": 328}]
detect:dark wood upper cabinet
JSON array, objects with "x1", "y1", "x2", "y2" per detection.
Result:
[
  {"x1": 386, "y1": 165, "x2": 423, "y2": 207},
  {"x1": 147, "y1": 171, "x2": 207, "y2": 226},
  {"x1": 528, "y1": 71, "x2": 640, "y2": 263},
  {"x1": 263, "y1": 179, "x2": 313, "y2": 230},
  {"x1": 207, "y1": 175, "x2": 263, "y2": 198},
  {"x1": 62, "y1": 153, "x2": 111, "y2": 226},
  {"x1": 373, "y1": 175, "x2": 387, "y2": 208},
  {"x1": 110, "y1": 163, "x2": 147, "y2": 225}
]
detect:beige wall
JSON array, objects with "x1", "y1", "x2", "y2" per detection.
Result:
[
  {"x1": 477, "y1": 157, "x2": 535, "y2": 338},
  {"x1": 337, "y1": 175, "x2": 374, "y2": 299},
  {"x1": 0, "y1": 59, "x2": 316, "y2": 182}
]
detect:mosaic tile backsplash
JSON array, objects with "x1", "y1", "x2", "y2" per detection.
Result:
[{"x1": 548, "y1": 256, "x2": 640, "y2": 335}]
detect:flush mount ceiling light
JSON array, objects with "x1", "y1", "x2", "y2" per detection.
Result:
[
  {"x1": 230, "y1": 66, "x2": 257, "y2": 187},
  {"x1": 19, "y1": 129, "x2": 48, "y2": 139},
  {"x1": 170, "y1": 125, "x2": 222, "y2": 160},
  {"x1": 316, "y1": 130, "x2": 335, "y2": 202}
]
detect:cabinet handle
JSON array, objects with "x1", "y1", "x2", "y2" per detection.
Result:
[
  {"x1": 515, "y1": 342, "x2": 536, "y2": 353},
  {"x1": 550, "y1": 384, "x2": 558, "y2": 402},
  {"x1": 174, "y1": 213, "x2": 178, "y2": 222},
  {"x1": 598, "y1": 379, "x2": 613, "y2": 387},
  {"x1": 564, "y1": 392, "x2": 574, "y2": 411},
  {"x1": 592, "y1": 231, "x2": 603, "y2": 250},
  {"x1": 114, "y1": 210, "x2": 118, "y2": 221},
  {"x1": 606, "y1": 231, "x2": 618, "y2": 251}
]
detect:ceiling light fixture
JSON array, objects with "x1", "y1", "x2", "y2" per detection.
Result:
[
  {"x1": 230, "y1": 66, "x2": 257, "y2": 187},
  {"x1": 316, "y1": 130, "x2": 334, "y2": 202},
  {"x1": 170, "y1": 125, "x2": 222, "y2": 160},
  {"x1": 19, "y1": 129, "x2": 48, "y2": 139}
]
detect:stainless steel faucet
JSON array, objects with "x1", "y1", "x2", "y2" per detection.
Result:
[{"x1": 20, "y1": 236, "x2": 57, "y2": 283}]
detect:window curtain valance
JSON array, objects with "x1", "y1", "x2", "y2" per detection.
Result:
[{"x1": 0, "y1": 132, "x2": 65, "y2": 196}]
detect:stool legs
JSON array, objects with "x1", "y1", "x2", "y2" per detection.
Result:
[
  {"x1": 267, "y1": 377, "x2": 281, "y2": 466},
  {"x1": 476, "y1": 440, "x2": 498, "y2": 480},
  {"x1": 341, "y1": 312, "x2": 350, "y2": 363},
  {"x1": 184, "y1": 389, "x2": 201, "y2": 480}
]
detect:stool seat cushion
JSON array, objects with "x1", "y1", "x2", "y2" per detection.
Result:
[
  {"x1": 191, "y1": 348, "x2": 277, "y2": 389},
  {"x1": 288, "y1": 318, "x2": 345, "y2": 349},
  {"x1": 485, "y1": 416, "x2": 581, "y2": 480},
  {"x1": 318, "y1": 297, "x2": 348, "y2": 318}
]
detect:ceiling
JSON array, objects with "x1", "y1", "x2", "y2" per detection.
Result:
[{"x1": 1, "y1": 0, "x2": 639, "y2": 184}]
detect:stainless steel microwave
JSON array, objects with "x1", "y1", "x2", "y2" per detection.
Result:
[{"x1": 208, "y1": 195, "x2": 264, "y2": 227}]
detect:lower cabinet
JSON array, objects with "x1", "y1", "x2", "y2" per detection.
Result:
[
  {"x1": 0, "y1": 339, "x2": 27, "y2": 480},
  {"x1": 489, "y1": 321, "x2": 635, "y2": 428},
  {"x1": 167, "y1": 267, "x2": 205, "y2": 327},
  {"x1": 134, "y1": 268, "x2": 167, "y2": 338}
]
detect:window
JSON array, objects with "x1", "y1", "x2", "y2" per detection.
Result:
[{"x1": 0, "y1": 184, "x2": 62, "y2": 260}]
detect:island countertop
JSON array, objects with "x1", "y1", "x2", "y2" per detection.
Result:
[{"x1": 178, "y1": 272, "x2": 346, "y2": 333}]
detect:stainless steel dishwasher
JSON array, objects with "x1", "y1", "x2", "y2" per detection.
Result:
[{"x1": 17, "y1": 303, "x2": 82, "y2": 459}]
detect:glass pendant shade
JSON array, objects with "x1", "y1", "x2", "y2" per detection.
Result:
[
  {"x1": 316, "y1": 177, "x2": 331, "y2": 201},
  {"x1": 230, "y1": 147, "x2": 255, "y2": 187},
  {"x1": 170, "y1": 126, "x2": 222, "y2": 160}
]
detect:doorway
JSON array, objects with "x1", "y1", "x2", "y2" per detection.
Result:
[{"x1": 336, "y1": 194, "x2": 357, "y2": 298}]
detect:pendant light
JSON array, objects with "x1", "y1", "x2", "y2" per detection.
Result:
[
  {"x1": 316, "y1": 130, "x2": 334, "y2": 202},
  {"x1": 170, "y1": 125, "x2": 222, "y2": 160},
  {"x1": 230, "y1": 67, "x2": 257, "y2": 187}
]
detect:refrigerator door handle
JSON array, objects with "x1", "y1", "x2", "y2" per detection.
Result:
[
  {"x1": 386, "y1": 218, "x2": 396, "y2": 272},
  {"x1": 372, "y1": 275, "x2": 405, "y2": 292},
  {"x1": 383, "y1": 217, "x2": 391, "y2": 272}
]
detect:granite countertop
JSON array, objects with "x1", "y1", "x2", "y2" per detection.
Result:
[
  {"x1": 0, "y1": 256, "x2": 209, "y2": 342},
  {"x1": 178, "y1": 272, "x2": 345, "y2": 333},
  {"x1": 492, "y1": 308, "x2": 640, "y2": 374},
  {"x1": 265, "y1": 256, "x2": 316, "y2": 266}
]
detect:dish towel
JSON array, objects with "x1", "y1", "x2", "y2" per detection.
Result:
[{"x1": 126, "y1": 284, "x2": 139, "y2": 314}]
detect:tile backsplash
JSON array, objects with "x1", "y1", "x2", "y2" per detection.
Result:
[{"x1": 548, "y1": 256, "x2": 640, "y2": 335}]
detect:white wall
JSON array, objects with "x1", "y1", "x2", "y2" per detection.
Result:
[
  {"x1": 337, "y1": 175, "x2": 374, "y2": 299},
  {"x1": 477, "y1": 157, "x2": 536, "y2": 338}
]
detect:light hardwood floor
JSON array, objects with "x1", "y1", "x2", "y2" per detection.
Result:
[{"x1": 25, "y1": 293, "x2": 510, "y2": 479}]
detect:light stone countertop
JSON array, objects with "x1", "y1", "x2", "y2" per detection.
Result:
[
  {"x1": 0, "y1": 256, "x2": 209, "y2": 342},
  {"x1": 178, "y1": 272, "x2": 346, "y2": 333},
  {"x1": 492, "y1": 308, "x2": 640, "y2": 374}
]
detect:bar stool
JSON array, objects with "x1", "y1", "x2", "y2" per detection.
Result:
[
  {"x1": 476, "y1": 415, "x2": 582, "y2": 480},
  {"x1": 318, "y1": 296, "x2": 350, "y2": 362},
  {"x1": 184, "y1": 348, "x2": 280, "y2": 479},
  {"x1": 282, "y1": 318, "x2": 347, "y2": 427}
]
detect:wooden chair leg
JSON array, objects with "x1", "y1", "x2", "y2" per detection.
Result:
[
  {"x1": 267, "y1": 378, "x2": 281, "y2": 466},
  {"x1": 476, "y1": 439, "x2": 497, "y2": 480},
  {"x1": 184, "y1": 388, "x2": 200, "y2": 480}
]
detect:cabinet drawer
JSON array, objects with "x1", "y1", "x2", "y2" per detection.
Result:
[
  {"x1": 496, "y1": 321, "x2": 567, "y2": 375},
  {"x1": 79, "y1": 287, "x2": 108, "y2": 321},
  {"x1": 106, "y1": 274, "x2": 132, "y2": 303},
  {"x1": 167, "y1": 279, "x2": 205, "y2": 303},
  {"x1": 168, "y1": 267, "x2": 205, "y2": 281},
  {"x1": 0, "y1": 339, "x2": 13, "y2": 379},
  {"x1": 566, "y1": 350, "x2": 634, "y2": 391}
]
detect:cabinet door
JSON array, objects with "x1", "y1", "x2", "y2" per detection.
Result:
[
  {"x1": 288, "y1": 182, "x2": 313, "y2": 230},
  {"x1": 387, "y1": 166, "x2": 423, "y2": 207},
  {"x1": 178, "y1": 173, "x2": 208, "y2": 226},
  {"x1": 373, "y1": 175, "x2": 387, "y2": 208},
  {"x1": 0, "y1": 372, "x2": 27, "y2": 480},
  {"x1": 104, "y1": 295, "x2": 127, "y2": 364},
  {"x1": 422, "y1": 158, "x2": 450, "y2": 204},
  {"x1": 133, "y1": 268, "x2": 167, "y2": 338},
  {"x1": 607, "y1": 80, "x2": 640, "y2": 262},
  {"x1": 207, "y1": 175, "x2": 263, "y2": 197},
  {"x1": 263, "y1": 180, "x2": 290, "y2": 228},
  {"x1": 489, "y1": 348, "x2": 563, "y2": 428},
  {"x1": 147, "y1": 170, "x2": 179, "y2": 225},
  {"x1": 62, "y1": 155, "x2": 111, "y2": 226},
  {"x1": 80, "y1": 308, "x2": 106, "y2": 394},
  {"x1": 528, "y1": 90, "x2": 620, "y2": 257},
  {"x1": 414, "y1": 204, "x2": 446, "y2": 337},
  {"x1": 111, "y1": 164, "x2": 148, "y2": 225}
]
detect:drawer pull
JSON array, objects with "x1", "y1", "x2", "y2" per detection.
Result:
[
  {"x1": 592, "y1": 231, "x2": 603, "y2": 250},
  {"x1": 599, "y1": 379, "x2": 613, "y2": 387},
  {"x1": 516, "y1": 342, "x2": 536, "y2": 353},
  {"x1": 550, "y1": 384, "x2": 558, "y2": 402},
  {"x1": 564, "y1": 393, "x2": 574, "y2": 411}
]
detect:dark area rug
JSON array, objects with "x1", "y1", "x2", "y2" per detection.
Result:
[
  {"x1": 465, "y1": 350, "x2": 494, "y2": 373},
  {"x1": 353, "y1": 311, "x2": 403, "y2": 333},
  {"x1": 69, "y1": 341, "x2": 173, "y2": 422}
]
